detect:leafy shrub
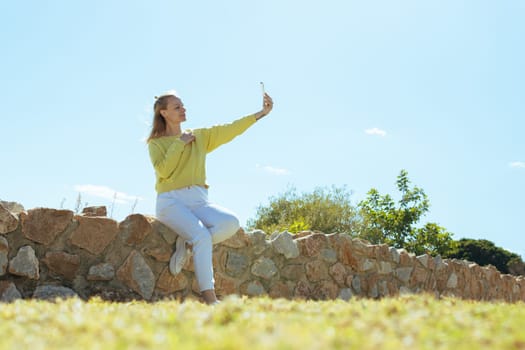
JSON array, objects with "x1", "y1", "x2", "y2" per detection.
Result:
[
  {"x1": 444, "y1": 238, "x2": 525, "y2": 275},
  {"x1": 247, "y1": 185, "x2": 359, "y2": 234},
  {"x1": 248, "y1": 170, "x2": 457, "y2": 256}
]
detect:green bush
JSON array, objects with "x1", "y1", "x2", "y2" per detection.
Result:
[
  {"x1": 247, "y1": 185, "x2": 359, "y2": 234},
  {"x1": 444, "y1": 238, "x2": 525, "y2": 275},
  {"x1": 248, "y1": 171, "x2": 455, "y2": 256},
  {"x1": 247, "y1": 171, "x2": 523, "y2": 268}
]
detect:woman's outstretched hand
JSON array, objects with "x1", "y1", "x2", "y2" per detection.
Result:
[{"x1": 255, "y1": 93, "x2": 274, "y2": 120}]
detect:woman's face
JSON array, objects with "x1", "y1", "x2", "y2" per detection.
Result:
[{"x1": 161, "y1": 96, "x2": 186, "y2": 123}]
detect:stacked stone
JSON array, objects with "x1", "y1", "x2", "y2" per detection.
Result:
[
  {"x1": 167, "y1": 229, "x2": 525, "y2": 302},
  {"x1": 0, "y1": 204, "x2": 169, "y2": 302},
  {"x1": 1, "y1": 202, "x2": 524, "y2": 303}
]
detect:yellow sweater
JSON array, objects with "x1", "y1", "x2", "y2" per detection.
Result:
[{"x1": 148, "y1": 115, "x2": 257, "y2": 193}]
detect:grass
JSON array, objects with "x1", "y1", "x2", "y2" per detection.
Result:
[{"x1": 1, "y1": 294, "x2": 525, "y2": 350}]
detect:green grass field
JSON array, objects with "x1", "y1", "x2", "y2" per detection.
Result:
[{"x1": 1, "y1": 294, "x2": 524, "y2": 350}]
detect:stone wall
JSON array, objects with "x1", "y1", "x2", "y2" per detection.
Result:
[{"x1": 1, "y1": 204, "x2": 524, "y2": 302}]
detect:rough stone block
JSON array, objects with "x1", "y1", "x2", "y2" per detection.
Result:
[
  {"x1": 378, "y1": 280, "x2": 389, "y2": 296},
  {"x1": 294, "y1": 280, "x2": 311, "y2": 299},
  {"x1": 81, "y1": 206, "x2": 107, "y2": 217},
  {"x1": 398, "y1": 250, "x2": 415, "y2": 266},
  {"x1": 352, "y1": 238, "x2": 372, "y2": 255},
  {"x1": 0, "y1": 201, "x2": 24, "y2": 214},
  {"x1": 434, "y1": 255, "x2": 445, "y2": 270},
  {"x1": 447, "y1": 272, "x2": 458, "y2": 289},
  {"x1": 241, "y1": 280, "x2": 266, "y2": 296},
  {"x1": 70, "y1": 216, "x2": 119, "y2": 255},
  {"x1": 143, "y1": 246, "x2": 172, "y2": 262},
  {"x1": 21, "y1": 208, "x2": 73, "y2": 245},
  {"x1": 368, "y1": 283, "x2": 379, "y2": 298},
  {"x1": 374, "y1": 244, "x2": 391, "y2": 261},
  {"x1": 119, "y1": 214, "x2": 152, "y2": 246},
  {"x1": 214, "y1": 272, "x2": 237, "y2": 296},
  {"x1": 312, "y1": 281, "x2": 339, "y2": 300},
  {"x1": 390, "y1": 247, "x2": 400, "y2": 264},
  {"x1": 469, "y1": 278, "x2": 483, "y2": 300},
  {"x1": 351, "y1": 276, "x2": 361, "y2": 294},
  {"x1": 269, "y1": 281, "x2": 293, "y2": 299},
  {"x1": 225, "y1": 251, "x2": 249, "y2": 277},
  {"x1": 482, "y1": 265, "x2": 499, "y2": 284},
  {"x1": 33, "y1": 285, "x2": 78, "y2": 300},
  {"x1": 320, "y1": 248, "x2": 337, "y2": 263},
  {"x1": 281, "y1": 264, "x2": 305, "y2": 281},
  {"x1": 87, "y1": 263, "x2": 115, "y2": 281},
  {"x1": 338, "y1": 288, "x2": 353, "y2": 301},
  {"x1": 297, "y1": 233, "x2": 327, "y2": 257},
  {"x1": 345, "y1": 274, "x2": 353, "y2": 288},
  {"x1": 305, "y1": 260, "x2": 328, "y2": 282},
  {"x1": 358, "y1": 259, "x2": 376, "y2": 273},
  {"x1": 156, "y1": 267, "x2": 188, "y2": 294},
  {"x1": 409, "y1": 265, "x2": 428, "y2": 286},
  {"x1": 0, "y1": 281, "x2": 22, "y2": 302},
  {"x1": 116, "y1": 250, "x2": 155, "y2": 299},
  {"x1": 212, "y1": 247, "x2": 226, "y2": 272},
  {"x1": 248, "y1": 230, "x2": 269, "y2": 255},
  {"x1": 42, "y1": 251, "x2": 80, "y2": 280},
  {"x1": 417, "y1": 254, "x2": 430, "y2": 268},
  {"x1": 0, "y1": 236, "x2": 8, "y2": 275},
  {"x1": 191, "y1": 278, "x2": 200, "y2": 294},
  {"x1": 0, "y1": 236, "x2": 8, "y2": 250},
  {"x1": 0, "y1": 204, "x2": 19, "y2": 234},
  {"x1": 378, "y1": 261, "x2": 393, "y2": 275},
  {"x1": 9, "y1": 245, "x2": 39, "y2": 279},
  {"x1": 251, "y1": 257, "x2": 277, "y2": 280},
  {"x1": 151, "y1": 220, "x2": 177, "y2": 245},
  {"x1": 272, "y1": 231, "x2": 300, "y2": 259},
  {"x1": 395, "y1": 267, "x2": 413, "y2": 283},
  {"x1": 338, "y1": 239, "x2": 359, "y2": 269},
  {"x1": 329, "y1": 262, "x2": 347, "y2": 286}
]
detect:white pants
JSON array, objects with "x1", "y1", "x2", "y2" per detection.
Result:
[{"x1": 156, "y1": 186, "x2": 240, "y2": 291}]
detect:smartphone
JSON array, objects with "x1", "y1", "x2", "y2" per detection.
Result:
[{"x1": 260, "y1": 81, "x2": 265, "y2": 95}]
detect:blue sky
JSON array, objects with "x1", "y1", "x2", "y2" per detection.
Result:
[{"x1": 1, "y1": 1, "x2": 524, "y2": 258}]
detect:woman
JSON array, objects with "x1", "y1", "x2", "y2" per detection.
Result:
[{"x1": 147, "y1": 89, "x2": 273, "y2": 304}]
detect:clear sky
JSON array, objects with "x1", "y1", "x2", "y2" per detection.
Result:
[{"x1": 1, "y1": 1, "x2": 524, "y2": 258}]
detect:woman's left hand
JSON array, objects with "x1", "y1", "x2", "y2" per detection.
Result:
[{"x1": 256, "y1": 93, "x2": 274, "y2": 120}]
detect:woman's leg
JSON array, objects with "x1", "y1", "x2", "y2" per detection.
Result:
[
  {"x1": 156, "y1": 187, "x2": 239, "y2": 304},
  {"x1": 193, "y1": 202, "x2": 241, "y2": 244},
  {"x1": 156, "y1": 194, "x2": 215, "y2": 294},
  {"x1": 191, "y1": 202, "x2": 239, "y2": 305}
]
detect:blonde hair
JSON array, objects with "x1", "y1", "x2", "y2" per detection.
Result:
[{"x1": 147, "y1": 90, "x2": 178, "y2": 142}]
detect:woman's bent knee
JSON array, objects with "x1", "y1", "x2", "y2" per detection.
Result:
[
  {"x1": 227, "y1": 215, "x2": 241, "y2": 233},
  {"x1": 212, "y1": 215, "x2": 241, "y2": 244}
]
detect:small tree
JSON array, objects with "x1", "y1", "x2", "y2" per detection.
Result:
[
  {"x1": 357, "y1": 170, "x2": 454, "y2": 255},
  {"x1": 247, "y1": 185, "x2": 359, "y2": 234},
  {"x1": 406, "y1": 223, "x2": 456, "y2": 256}
]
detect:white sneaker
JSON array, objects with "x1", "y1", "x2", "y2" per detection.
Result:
[{"x1": 169, "y1": 236, "x2": 191, "y2": 275}]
